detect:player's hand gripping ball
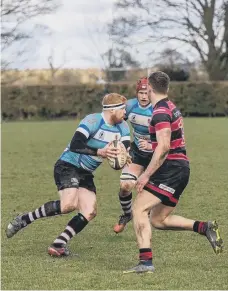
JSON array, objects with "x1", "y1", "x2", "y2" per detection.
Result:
[{"x1": 107, "y1": 140, "x2": 128, "y2": 170}]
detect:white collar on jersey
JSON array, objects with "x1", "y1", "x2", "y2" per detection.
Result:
[
  {"x1": 101, "y1": 112, "x2": 114, "y2": 127},
  {"x1": 137, "y1": 101, "x2": 151, "y2": 110}
]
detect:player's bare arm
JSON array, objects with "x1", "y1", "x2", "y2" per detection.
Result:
[{"x1": 136, "y1": 127, "x2": 171, "y2": 192}]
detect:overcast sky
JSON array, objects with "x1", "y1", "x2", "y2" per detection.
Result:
[
  {"x1": 3, "y1": 0, "x2": 120, "y2": 69},
  {"x1": 3, "y1": 0, "x2": 198, "y2": 70}
]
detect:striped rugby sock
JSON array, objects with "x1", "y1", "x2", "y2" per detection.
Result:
[
  {"x1": 119, "y1": 192, "x2": 132, "y2": 216},
  {"x1": 193, "y1": 221, "x2": 207, "y2": 235},
  {"x1": 53, "y1": 213, "x2": 88, "y2": 247},
  {"x1": 139, "y1": 248, "x2": 153, "y2": 265},
  {"x1": 21, "y1": 200, "x2": 61, "y2": 226}
]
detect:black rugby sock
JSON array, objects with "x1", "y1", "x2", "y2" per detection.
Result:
[
  {"x1": 53, "y1": 213, "x2": 88, "y2": 247},
  {"x1": 22, "y1": 200, "x2": 61, "y2": 226}
]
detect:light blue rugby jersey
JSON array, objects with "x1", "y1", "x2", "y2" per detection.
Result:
[
  {"x1": 126, "y1": 98, "x2": 153, "y2": 153},
  {"x1": 60, "y1": 113, "x2": 131, "y2": 172}
]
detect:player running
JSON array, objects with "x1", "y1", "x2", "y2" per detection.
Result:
[
  {"x1": 113, "y1": 77, "x2": 153, "y2": 233},
  {"x1": 124, "y1": 71, "x2": 223, "y2": 274},
  {"x1": 6, "y1": 93, "x2": 131, "y2": 257}
]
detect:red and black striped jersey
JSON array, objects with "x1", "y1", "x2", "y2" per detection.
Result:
[{"x1": 149, "y1": 98, "x2": 189, "y2": 162}]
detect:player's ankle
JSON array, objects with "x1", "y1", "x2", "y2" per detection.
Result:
[
  {"x1": 139, "y1": 248, "x2": 153, "y2": 265},
  {"x1": 140, "y1": 259, "x2": 153, "y2": 266},
  {"x1": 193, "y1": 221, "x2": 207, "y2": 235}
]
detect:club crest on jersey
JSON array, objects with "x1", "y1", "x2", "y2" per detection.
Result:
[
  {"x1": 98, "y1": 131, "x2": 105, "y2": 140},
  {"x1": 131, "y1": 114, "x2": 136, "y2": 121}
]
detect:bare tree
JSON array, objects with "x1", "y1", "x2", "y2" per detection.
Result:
[
  {"x1": 110, "y1": 0, "x2": 228, "y2": 80},
  {"x1": 102, "y1": 47, "x2": 140, "y2": 82},
  {"x1": 1, "y1": 0, "x2": 59, "y2": 51},
  {"x1": 47, "y1": 48, "x2": 70, "y2": 84}
]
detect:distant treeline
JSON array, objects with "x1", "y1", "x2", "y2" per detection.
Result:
[{"x1": 2, "y1": 82, "x2": 228, "y2": 120}]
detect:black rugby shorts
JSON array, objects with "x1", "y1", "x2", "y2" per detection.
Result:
[
  {"x1": 54, "y1": 159, "x2": 96, "y2": 193},
  {"x1": 130, "y1": 142, "x2": 153, "y2": 168},
  {"x1": 144, "y1": 160, "x2": 190, "y2": 207}
]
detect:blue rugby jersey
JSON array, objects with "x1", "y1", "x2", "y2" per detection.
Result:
[
  {"x1": 60, "y1": 113, "x2": 130, "y2": 172},
  {"x1": 125, "y1": 98, "x2": 153, "y2": 152}
]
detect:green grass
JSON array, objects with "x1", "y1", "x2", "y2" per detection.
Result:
[{"x1": 1, "y1": 118, "x2": 228, "y2": 290}]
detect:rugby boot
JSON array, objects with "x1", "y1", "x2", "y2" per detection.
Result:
[
  {"x1": 6, "y1": 215, "x2": 26, "y2": 238},
  {"x1": 205, "y1": 221, "x2": 223, "y2": 254},
  {"x1": 48, "y1": 244, "x2": 70, "y2": 257},
  {"x1": 113, "y1": 213, "x2": 132, "y2": 233},
  {"x1": 123, "y1": 262, "x2": 155, "y2": 274}
]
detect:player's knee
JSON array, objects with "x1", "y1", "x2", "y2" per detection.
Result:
[
  {"x1": 120, "y1": 181, "x2": 135, "y2": 192},
  {"x1": 120, "y1": 179, "x2": 136, "y2": 192},
  {"x1": 61, "y1": 202, "x2": 76, "y2": 214},
  {"x1": 150, "y1": 217, "x2": 165, "y2": 229},
  {"x1": 120, "y1": 173, "x2": 137, "y2": 192}
]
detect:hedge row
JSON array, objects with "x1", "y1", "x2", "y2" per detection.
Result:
[{"x1": 2, "y1": 82, "x2": 228, "y2": 120}]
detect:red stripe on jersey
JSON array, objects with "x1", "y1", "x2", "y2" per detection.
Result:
[
  {"x1": 170, "y1": 138, "x2": 185, "y2": 149},
  {"x1": 171, "y1": 116, "x2": 182, "y2": 131},
  {"x1": 155, "y1": 122, "x2": 171, "y2": 131},
  {"x1": 149, "y1": 125, "x2": 155, "y2": 133},
  {"x1": 167, "y1": 153, "x2": 189, "y2": 161},
  {"x1": 153, "y1": 107, "x2": 172, "y2": 118},
  {"x1": 145, "y1": 183, "x2": 178, "y2": 203},
  {"x1": 167, "y1": 100, "x2": 176, "y2": 111},
  {"x1": 152, "y1": 142, "x2": 158, "y2": 150}
]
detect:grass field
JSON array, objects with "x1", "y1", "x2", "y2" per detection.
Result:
[{"x1": 1, "y1": 118, "x2": 228, "y2": 290}]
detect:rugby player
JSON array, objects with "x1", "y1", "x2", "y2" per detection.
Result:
[
  {"x1": 124, "y1": 71, "x2": 223, "y2": 274},
  {"x1": 113, "y1": 77, "x2": 153, "y2": 233},
  {"x1": 6, "y1": 93, "x2": 131, "y2": 257}
]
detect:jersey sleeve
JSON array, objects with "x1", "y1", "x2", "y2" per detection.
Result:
[
  {"x1": 76, "y1": 114, "x2": 99, "y2": 138},
  {"x1": 152, "y1": 107, "x2": 172, "y2": 131},
  {"x1": 125, "y1": 98, "x2": 136, "y2": 119},
  {"x1": 119, "y1": 120, "x2": 131, "y2": 143}
]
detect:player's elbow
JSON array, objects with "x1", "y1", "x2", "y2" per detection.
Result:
[
  {"x1": 164, "y1": 144, "x2": 170, "y2": 153},
  {"x1": 158, "y1": 143, "x2": 170, "y2": 155},
  {"x1": 161, "y1": 141, "x2": 170, "y2": 153}
]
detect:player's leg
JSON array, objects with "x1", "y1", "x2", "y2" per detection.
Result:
[
  {"x1": 48, "y1": 187, "x2": 96, "y2": 257},
  {"x1": 6, "y1": 160, "x2": 80, "y2": 238},
  {"x1": 48, "y1": 173, "x2": 97, "y2": 257},
  {"x1": 151, "y1": 203, "x2": 223, "y2": 254},
  {"x1": 124, "y1": 190, "x2": 161, "y2": 274},
  {"x1": 5, "y1": 188, "x2": 78, "y2": 239},
  {"x1": 124, "y1": 161, "x2": 189, "y2": 273},
  {"x1": 113, "y1": 163, "x2": 144, "y2": 233}
]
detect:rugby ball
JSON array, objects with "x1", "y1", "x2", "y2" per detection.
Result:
[{"x1": 107, "y1": 140, "x2": 127, "y2": 170}]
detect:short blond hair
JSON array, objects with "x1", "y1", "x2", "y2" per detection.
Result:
[{"x1": 102, "y1": 93, "x2": 127, "y2": 106}]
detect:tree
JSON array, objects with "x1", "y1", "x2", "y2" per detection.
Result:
[
  {"x1": 110, "y1": 0, "x2": 228, "y2": 80},
  {"x1": 155, "y1": 49, "x2": 190, "y2": 81},
  {"x1": 1, "y1": 0, "x2": 59, "y2": 51},
  {"x1": 47, "y1": 48, "x2": 70, "y2": 84},
  {"x1": 102, "y1": 48, "x2": 140, "y2": 82}
]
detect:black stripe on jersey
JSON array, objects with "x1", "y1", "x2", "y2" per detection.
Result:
[{"x1": 171, "y1": 128, "x2": 182, "y2": 140}]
